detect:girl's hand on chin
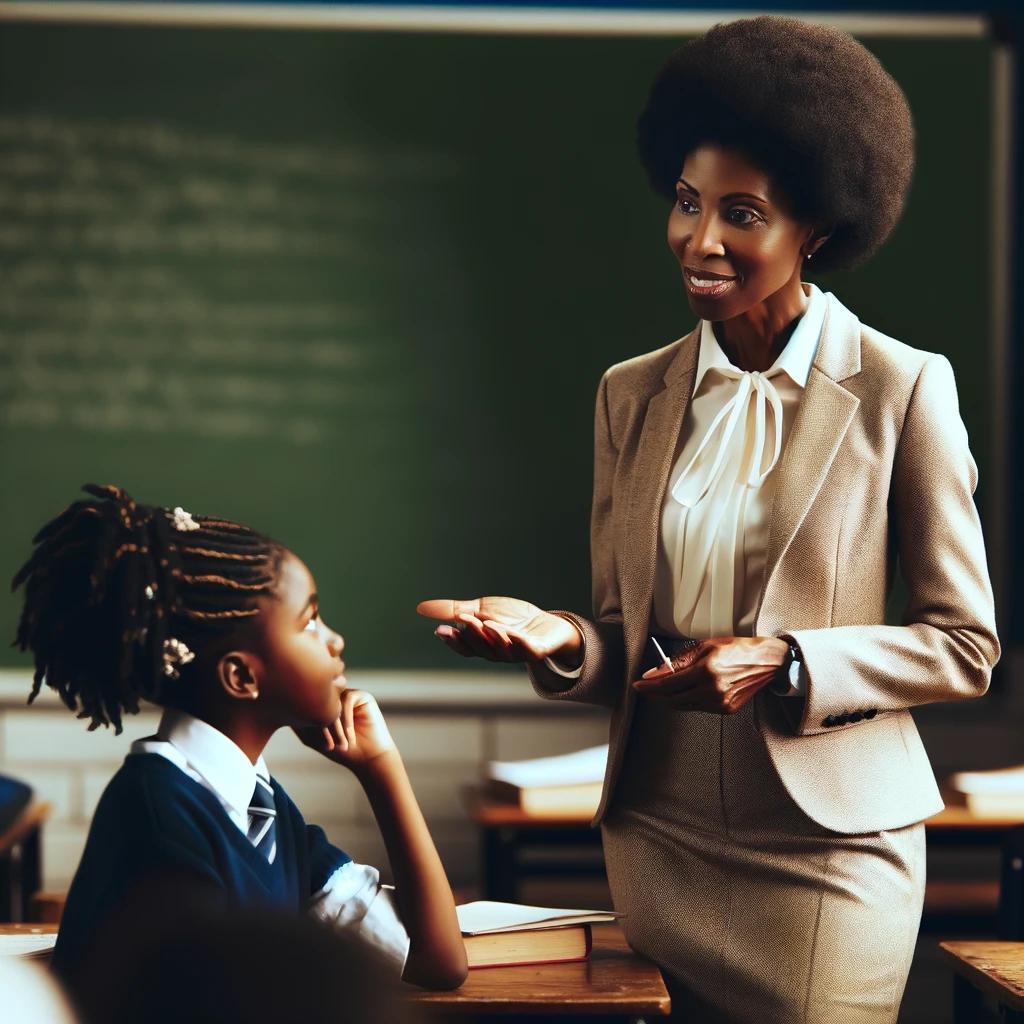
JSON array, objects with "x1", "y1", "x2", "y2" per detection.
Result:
[{"x1": 293, "y1": 688, "x2": 397, "y2": 769}]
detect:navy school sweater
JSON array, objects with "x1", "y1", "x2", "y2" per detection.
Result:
[{"x1": 52, "y1": 753, "x2": 351, "y2": 977}]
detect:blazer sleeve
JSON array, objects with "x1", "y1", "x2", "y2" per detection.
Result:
[
  {"x1": 527, "y1": 369, "x2": 626, "y2": 708},
  {"x1": 787, "y1": 353, "x2": 1000, "y2": 736}
]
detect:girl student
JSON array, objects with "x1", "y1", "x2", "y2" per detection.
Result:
[{"x1": 13, "y1": 484, "x2": 468, "y2": 990}]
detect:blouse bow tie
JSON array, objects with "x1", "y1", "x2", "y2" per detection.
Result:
[
  {"x1": 671, "y1": 367, "x2": 784, "y2": 509},
  {"x1": 667, "y1": 366, "x2": 786, "y2": 638}
]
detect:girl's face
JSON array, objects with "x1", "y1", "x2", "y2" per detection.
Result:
[
  {"x1": 253, "y1": 551, "x2": 346, "y2": 727},
  {"x1": 667, "y1": 143, "x2": 817, "y2": 321}
]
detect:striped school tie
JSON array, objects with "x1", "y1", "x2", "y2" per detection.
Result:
[{"x1": 247, "y1": 775, "x2": 277, "y2": 864}]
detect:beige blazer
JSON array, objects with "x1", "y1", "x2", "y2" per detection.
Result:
[{"x1": 529, "y1": 292, "x2": 1000, "y2": 835}]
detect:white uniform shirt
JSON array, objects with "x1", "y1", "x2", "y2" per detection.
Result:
[
  {"x1": 550, "y1": 283, "x2": 825, "y2": 694},
  {"x1": 131, "y1": 709, "x2": 411, "y2": 973}
]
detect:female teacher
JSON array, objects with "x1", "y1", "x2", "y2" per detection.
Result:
[{"x1": 419, "y1": 16, "x2": 999, "y2": 1023}]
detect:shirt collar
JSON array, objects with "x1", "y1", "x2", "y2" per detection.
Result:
[
  {"x1": 695, "y1": 282, "x2": 826, "y2": 391},
  {"x1": 155, "y1": 708, "x2": 270, "y2": 818}
]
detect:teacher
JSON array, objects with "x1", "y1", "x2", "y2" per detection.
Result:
[{"x1": 419, "y1": 16, "x2": 999, "y2": 1023}]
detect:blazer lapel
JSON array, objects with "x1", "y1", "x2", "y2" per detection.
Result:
[
  {"x1": 761, "y1": 294, "x2": 862, "y2": 601},
  {"x1": 621, "y1": 330, "x2": 700, "y2": 671}
]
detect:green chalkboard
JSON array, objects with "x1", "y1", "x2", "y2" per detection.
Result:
[{"x1": 0, "y1": 20, "x2": 992, "y2": 669}]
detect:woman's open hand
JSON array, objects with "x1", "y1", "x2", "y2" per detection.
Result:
[
  {"x1": 416, "y1": 597, "x2": 582, "y2": 666},
  {"x1": 633, "y1": 636, "x2": 788, "y2": 714}
]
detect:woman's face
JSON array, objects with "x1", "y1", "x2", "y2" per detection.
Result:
[{"x1": 667, "y1": 143, "x2": 817, "y2": 321}]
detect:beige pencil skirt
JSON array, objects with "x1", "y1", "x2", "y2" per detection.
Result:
[{"x1": 601, "y1": 693, "x2": 926, "y2": 1024}]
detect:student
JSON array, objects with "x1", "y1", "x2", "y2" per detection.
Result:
[{"x1": 12, "y1": 484, "x2": 467, "y2": 991}]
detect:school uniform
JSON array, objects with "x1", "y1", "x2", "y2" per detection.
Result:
[
  {"x1": 53, "y1": 709, "x2": 409, "y2": 978},
  {"x1": 530, "y1": 286, "x2": 999, "y2": 1023}
]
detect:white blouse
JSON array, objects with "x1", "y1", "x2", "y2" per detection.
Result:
[
  {"x1": 548, "y1": 283, "x2": 825, "y2": 695},
  {"x1": 653, "y1": 282, "x2": 825, "y2": 642}
]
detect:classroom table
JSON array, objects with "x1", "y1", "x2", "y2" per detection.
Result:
[
  {"x1": 467, "y1": 789, "x2": 1024, "y2": 912},
  {"x1": 0, "y1": 801, "x2": 51, "y2": 922},
  {"x1": 939, "y1": 940, "x2": 1024, "y2": 1023},
  {"x1": 927, "y1": 804, "x2": 1024, "y2": 841},
  {"x1": 465, "y1": 792, "x2": 604, "y2": 904},
  {"x1": 407, "y1": 922, "x2": 670, "y2": 1021}
]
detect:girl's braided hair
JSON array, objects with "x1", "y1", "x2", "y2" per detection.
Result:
[{"x1": 12, "y1": 484, "x2": 284, "y2": 733}]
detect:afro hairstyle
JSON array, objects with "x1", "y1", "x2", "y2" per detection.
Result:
[{"x1": 637, "y1": 16, "x2": 914, "y2": 273}]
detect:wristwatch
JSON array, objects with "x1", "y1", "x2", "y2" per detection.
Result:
[{"x1": 770, "y1": 635, "x2": 802, "y2": 695}]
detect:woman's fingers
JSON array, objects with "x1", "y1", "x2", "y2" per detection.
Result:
[
  {"x1": 417, "y1": 598, "x2": 481, "y2": 621},
  {"x1": 635, "y1": 652, "x2": 705, "y2": 690},
  {"x1": 423, "y1": 597, "x2": 554, "y2": 663},
  {"x1": 638, "y1": 669, "x2": 778, "y2": 713},
  {"x1": 436, "y1": 623, "x2": 500, "y2": 661},
  {"x1": 640, "y1": 647, "x2": 704, "y2": 681},
  {"x1": 458, "y1": 613, "x2": 512, "y2": 660},
  {"x1": 724, "y1": 671, "x2": 778, "y2": 708},
  {"x1": 435, "y1": 627, "x2": 475, "y2": 658},
  {"x1": 633, "y1": 671, "x2": 702, "y2": 697},
  {"x1": 482, "y1": 620, "x2": 512, "y2": 646}
]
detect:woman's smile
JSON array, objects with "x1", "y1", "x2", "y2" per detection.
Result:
[{"x1": 684, "y1": 266, "x2": 738, "y2": 298}]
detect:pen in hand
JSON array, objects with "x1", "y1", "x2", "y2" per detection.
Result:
[{"x1": 651, "y1": 636, "x2": 674, "y2": 670}]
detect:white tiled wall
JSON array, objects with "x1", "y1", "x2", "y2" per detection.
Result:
[{"x1": 0, "y1": 686, "x2": 610, "y2": 893}]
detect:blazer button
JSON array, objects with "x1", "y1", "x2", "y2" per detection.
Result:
[
  {"x1": 823, "y1": 715, "x2": 837, "y2": 727},
  {"x1": 849, "y1": 711, "x2": 864, "y2": 722},
  {"x1": 864, "y1": 709, "x2": 877, "y2": 719},
  {"x1": 837, "y1": 713, "x2": 851, "y2": 725}
]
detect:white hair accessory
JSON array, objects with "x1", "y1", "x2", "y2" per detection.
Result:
[
  {"x1": 169, "y1": 506, "x2": 200, "y2": 532},
  {"x1": 162, "y1": 637, "x2": 195, "y2": 679}
]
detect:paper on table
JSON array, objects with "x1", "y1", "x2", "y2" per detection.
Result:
[
  {"x1": 0, "y1": 933, "x2": 58, "y2": 959},
  {"x1": 949, "y1": 764, "x2": 1024, "y2": 794},
  {"x1": 486, "y1": 744, "x2": 608, "y2": 789},
  {"x1": 457, "y1": 901, "x2": 620, "y2": 936}
]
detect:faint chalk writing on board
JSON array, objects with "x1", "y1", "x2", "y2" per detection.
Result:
[{"x1": 0, "y1": 114, "x2": 460, "y2": 444}]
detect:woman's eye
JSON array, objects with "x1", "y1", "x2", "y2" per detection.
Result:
[
  {"x1": 303, "y1": 617, "x2": 318, "y2": 634},
  {"x1": 676, "y1": 196, "x2": 698, "y2": 215},
  {"x1": 727, "y1": 207, "x2": 761, "y2": 226}
]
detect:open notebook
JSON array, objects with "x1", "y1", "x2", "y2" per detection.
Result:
[{"x1": 0, "y1": 932, "x2": 58, "y2": 960}]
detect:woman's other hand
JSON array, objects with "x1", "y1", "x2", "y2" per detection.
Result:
[
  {"x1": 632, "y1": 636, "x2": 788, "y2": 714},
  {"x1": 416, "y1": 597, "x2": 583, "y2": 667}
]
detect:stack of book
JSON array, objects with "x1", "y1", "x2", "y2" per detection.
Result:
[
  {"x1": 457, "y1": 901, "x2": 620, "y2": 969},
  {"x1": 946, "y1": 764, "x2": 1024, "y2": 817},
  {"x1": 485, "y1": 745, "x2": 607, "y2": 816}
]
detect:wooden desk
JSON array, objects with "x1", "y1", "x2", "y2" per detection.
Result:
[
  {"x1": 927, "y1": 806, "x2": 1024, "y2": 936},
  {"x1": 469, "y1": 790, "x2": 1024, "y2": 915},
  {"x1": 940, "y1": 941, "x2": 1024, "y2": 1023},
  {"x1": 407, "y1": 923, "x2": 670, "y2": 1021},
  {"x1": 466, "y1": 793, "x2": 600, "y2": 903},
  {"x1": 927, "y1": 804, "x2": 1024, "y2": 835},
  {"x1": 0, "y1": 801, "x2": 51, "y2": 922}
]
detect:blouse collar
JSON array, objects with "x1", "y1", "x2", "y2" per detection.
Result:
[{"x1": 695, "y1": 281, "x2": 826, "y2": 391}]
